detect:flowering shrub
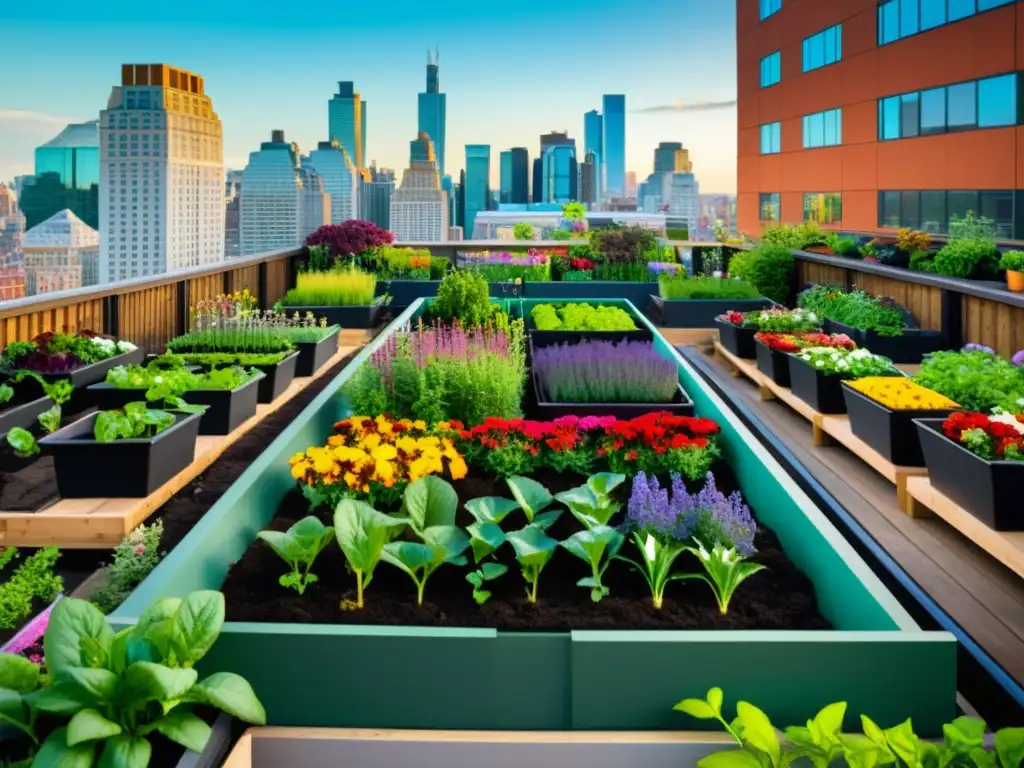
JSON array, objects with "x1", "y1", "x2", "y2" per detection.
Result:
[
  {"x1": 915, "y1": 349, "x2": 1024, "y2": 413},
  {"x1": 942, "y1": 410, "x2": 1024, "y2": 460},
  {"x1": 2, "y1": 331, "x2": 137, "y2": 374},
  {"x1": 598, "y1": 412, "x2": 721, "y2": 480},
  {"x1": 305, "y1": 220, "x2": 394, "y2": 260},
  {"x1": 92, "y1": 521, "x2": 165, "y2": 613},
  {"x1": 718, "y1": 311, "x2": 755, "y2": 327},
  {"x1": 750, "y1": 308, "x2": 820, "y2": 334},
  {"x1": 534, "y1": 340, "x2": 678, "y2": 404},
  {"x1": 290, "y1": 415, "x2": 468, "y2": 508},
  {"x1": 846, "y1": 377, "x2": 959, "y2": 410},
  {"x1": 794, "y1": 347, "x2": 900, "y2": 379},
  {"x1": 459, "y1": 415, "x2": 613, "y2": 476},
  {"x1": 755, "y1": 332, "x2": 855, "y2": 353},
  {"x1": 647, "y1": 261, "x2": 683, "y2": 277}
]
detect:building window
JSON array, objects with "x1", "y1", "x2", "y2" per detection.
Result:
[
  {"x1": 760, "y1": 51, "x2": 781, "y2": 87},
  {"x1": 879, "y1": 73, "x2": 1016, "y2": 139},
  {"x1": 804, "y1": 193, "x2": 842, "y2": 224},
  {"x1": 760, "y1": 122, "x2": 781, "y2": 154},
  {"x1": 877, "y1": 189, "x2": 1015, "y2": 237},
  {"x1": 802, "y1": 108, "x2": 842, "y2": 148},
  {"x1": 802, "y1": 25, "x2": 841, "y2": 72},
  {"x1": 759, "y1": 193, "x2": 781, "y2": 221},
  {"x1": 759, "y1": 0, "x2": 781, "y2": 19},
  {"x1": 878, "y1": 0, "x2": 1013, "y2": 45}
]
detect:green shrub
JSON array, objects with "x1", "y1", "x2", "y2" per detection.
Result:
[
  {"x1": 665, "y1": 228, "x2": 689, "y2": 240},
  {"x1": 760, "y1": 222, "x2": 823, "y2": 249},
  {"x1": 0, "y1": 546, "x2": 63, "y2": 630},
  {"x1": 914, "y1": 350, "x2": 1024, "y2": 413},
  {"x1": 592, "y1": 227, "x2": 657, "y2": 264},
  {"x1": 796, "y1": 286, "x2": 907, "y2": 337},
  {"x1": 430, "y1": 270, "x2": 497, "y2": 327},
  {"x1": 530, "y1": 303, "x2": 637, "y2": 331},
  {"x1": 728, "y1": 245, "x2": 794, "y2": 304},
  {"x1": 92, "y1": 521, "x2": 164, "y2": 614},
  {"x1": 658, "y1": 275, "x2": 761, "y2": 301},
  {"x1": 909, "y1": 250, "x2": 936, "y2": 272},
  {"x1": 999, "y1": 250, "x2": 1024, "y2": 272},
  {"x1": 513, "y1": 222, "x2": 536, "y2": 240},
  {"x1": 281, "y1": 266, "x2": 378, "y2": 306},
  {"x1": 932, "y1": 211, "x2": 1001, "y2": 279}
]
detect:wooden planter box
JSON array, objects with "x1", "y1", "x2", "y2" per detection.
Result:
[
  {"x1": 651, "y1": 295, "x2": 772, "y2": 328},
  {"x1": 294, "y1": 326, "x2": 341, "y2": 377},
  {"x1": 0, "y1": 394, "x2": 54, "y2": 439},
  {"x1": 280, "y1": 301, "x2": 386, "y2": 330},
  {"x1": 841, "y1": 385, "x2": 955, "y2": 467},
  {"x1": 755, "y1": 340, "x2": 792, "y2": 387},
  {"x1": 787, "y1": 355, "x2": 847, "y2": 414},
  {"x1": 38, "y1": 411, "x2": 202, "y2": 498},
  {"x1": 915, "y1": 419, "x2": 1024, "y2": 531},
  {"x1": 715, "y1": 319, "x2": 757, "y2": 359}
]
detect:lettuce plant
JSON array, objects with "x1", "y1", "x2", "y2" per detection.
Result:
[
  {"x1": 334, "y1": 500, "x2": 408, "y2": 608},
  {"x1": 680, "y1": 540, "x2": 766, "y2": 614},
  {"x1": 0, "y1": 382, "x2": 13, "y2": 404},
  {"x1": 0, "y1": 591, "x2": 265, "y2": 767},
  {"x1": 258, "y1": 517, "x2": 335, "y2": 595},
  {"x1": 559, "y1": 525, "x2": 624, "y2": 602},
  {"x1": 466, "y1": 563, "x2": 508, "y2": 605},
  {"x1": 555, "y1": 472, "x2": 625, "y2": 529},
  {"x1": 6, "y1": 426, "x2": 39, "y2": 457},
  {"x1": 505, "y1": 526, "x2": 558, "y2": 604},
  {"x1": 38, "y1": 403, "x2": 61, "y2": 433},
  {"x1": 464, "y1": 496, "x2": 519, "y2": 562}
]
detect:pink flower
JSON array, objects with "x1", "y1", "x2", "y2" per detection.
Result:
[{"x1": 133, "y1": 544, "x2": 146, "y2": 557}]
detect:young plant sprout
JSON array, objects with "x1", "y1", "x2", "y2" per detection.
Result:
[
  {"x1": 505, "y1": 526, "x2": 558, "y2": 604},
  {"x1": 617, "y1": 531, "x2": 689, "y2": 610},
  {"x1": 333, "y1": 499, "x2": 408, "y2": 609},
  {"x1": 257, "y1": 516, "x2": 335, "y2": 595},
  {"x1": 680, "y1": 539, "x2": 767, "y2": 614},
  {"x1": 464, "y1": 495, "x2": 519, "y2": 562},
  {"x1": 555, "y1": 472, "x2": 625, "y2": 529},
  {"x1": 559, "y1": 525, "x2": 624, "y2": 602},
  {"x1": 506, "y1": 475, "x2": 561, "y2": 528},
  {"x1": 466, "y1": 562, "x2": 508, "y2": 604}
]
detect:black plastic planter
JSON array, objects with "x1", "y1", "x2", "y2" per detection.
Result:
[
  {"x1": 755, "y1": 340, "x2": 792, "y2": 386},
  {"x1": 86, "y1": 373, "x2": 264, "y2": 436},
  {"x1": 841, "y1": 385, "x2": 956, "y2": 466},
  {"x1": 787, "y1": 355, "x2": 847, "y2": 414},
  {"x1": 915, "y1": 418, "x2": 1024, "y2": 530},
  {"x1": 823, "y1": 320, "x2": 946, "y2": 364},
  {"x1": 651, "y1": 295, "x2": 773, "y2": 328},
  {"x1": 252, "y1": 351, "x2": 299, "y2": 403},
  {"x1": 0, "y1": 394, "x2": 54, "y2": 438},
  {"x1": 280, "y1": 301, "x2": 386, "y2": 330},
  {"x1": 715, "y1": 318, "x2": 757, "y2": 359},
  {"x1": 294, "y1": 325, "x2": 341, "y2": 377},
  {"x1": 12, "y1": 346, "x2": 145, "y2": 400},
  {"x1": 39, "y1": 411, "x2": 202, "y2": 498}
]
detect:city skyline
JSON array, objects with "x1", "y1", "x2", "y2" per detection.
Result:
[{"x1": 0, "y1": 0, "x2": 737, "y2": 192}]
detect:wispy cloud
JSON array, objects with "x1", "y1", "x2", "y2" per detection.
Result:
[
  {"x1": 0, "y1": 109, "x2": 87, "y2": 129},
  {"x1": 632, "y1": 99, "x2": 737, "y2": 114}
]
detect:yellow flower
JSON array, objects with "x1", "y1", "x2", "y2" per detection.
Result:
[
  {"x1": 290, "y1": 461, "x2": 312, "y2": 479},
  {"x1": 361, "y1": 432, "x2": 382, "y2": 451},
  {"x1": 395, "y1": 436, "x2": 418, "y2": 454},
  {"x1": 449, "y1": 454, "x2": 468, "y2": 480},
  {"x1": 375, "y1": 415, "x2": 395, "y2": 434},
  {"x1": 371, "y1": 444, "x2": 398, "y2": 483},
  {"x1": 289, "y1": 452, "x2": 307, "y2": 465},
  {"x1": 412, "y1": 420, "x2": 427, "y2": 431},
  {"x1": 848, "y1": 377, "x2": 959, "y2": 410},
  {"x1": 343, "y1": 472, "x2": 359, "y2": 488},
  {"x1": 327, "y1": 435, "x2": 346, "y2": 447}
]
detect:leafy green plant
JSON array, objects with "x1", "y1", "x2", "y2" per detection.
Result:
[
  {"x1": 560, "y1": 525, "x2": 624, "y2": 602},
  {"x1": 93, "y1": 403, "x2": 179, "y2": 443},
  {"x1": 530, "y1": 303, "x2": 637, "y2": 331},
  {"x1": 658, "y1": 275, "x2": 761, "y2": 301},
  {"x1": 92, "y1": 522, "x2": 165, "y2": 614},
  {"x1": 1000, "y1": 250, "x2": 1024, "y2": 273},
  {"x1": 179, "y1": 352, "x2": 288, "y2": 368},
  {"x1": 3, "y1": 591, "x2": 266, "y2": 766},
  {"x1": 333, "y1": 499, "x2": 408, "y2": 609},
  {"x1": 37, "y1": 403, "x2": 61, "y2": 433},
  {"x1": 106, "y1": 363, "x2": 257, "y2": 401},
  {"x1": 914, "y1": 349, "x2": 1024, "y2": 413},
  {"x1": 505, "y1": 526, "x2": 559, "y2": 604},
  {"x1": 466, "y1": 563, "x2": 508, "y2": 605},
  {"x1": 464, "y1": 496, "x2": 519, "y2": 562},
  {"x1": 0, "y1": 382, "x2": 13, "y2": 405},
  {"x1": 615, "y1": 531, "x2": 688, "y2": 610},
  {"x1": 0, "y1": 546, "x2": 62, "y2": 630},
  {"x1": 759, "y1": 222, "x2": 823, "y2": 250},
  {"x1": 258, "y1": 517, "x2": 335, "y2": 595},
  {"x1": 678, "y1": 540, "x2": 766, "y2": 614},
  {"x1": 430, "y1": 270, "x2": 498, "y2": 327},
  {"x1": 554, "y1": 472, "x2": 625, "y2": 529},
  {"x1": 909, "y1": 249, "x2": 936, "y2": 273},
  {"x1": 796, "y1": 287, "x2": 907, "y2": 337},
  {"x1": 727, "y1": 245, "x2": 794, "y2": 305},
  {"x1": 6, "y1": 427, "x2": 39, "y2": 457},
  {"x1": 506, "y1": 475, "x2": 561, "y2": 527},
  {"x1": 512, "y1": 222, "x2": 536, "y2": 240},
  {"x1": 825, "y1": 232, "x2": 858, "y2": 256},
  {"x1": 562, "y1": 202, "x2": 586, "y2": 220},
  {"x1": 932, "y1": 211, "x2": 1001, "y2": 279}
]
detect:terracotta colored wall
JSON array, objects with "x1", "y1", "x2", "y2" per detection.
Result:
[{"x1": 737, "y1": 0, "x2": 1024, "y2": 235}]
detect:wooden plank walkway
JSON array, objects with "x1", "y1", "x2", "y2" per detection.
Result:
[
  {"x1": 689, "y1": 344, "x2": 1024, "y2": 702},
  {"x1": 0, "y1": 340, "x2": 363, "y2": 548}
]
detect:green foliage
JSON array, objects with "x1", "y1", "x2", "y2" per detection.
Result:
[
  {"x1": 1000, "y1": 250, "x2": 1024, "y2": 272},
  {"x1": 0, "y1": 546, "x2": 62, "y2": 630},
  {"x1": 306, "y1": 244, "x2": 332, "y2": 272},
  {"x1": 665, "y1": 228, "x2": 689, "y2": 240},
  {"x1": 178, "y1": 352, "x2": 288, "y2": 368},
  {"x1": 92, "y1": 522, "x2": 165, "y2": 614},
  {"x1": 505, "y1": 525, "x2": 559, "y2": 604},
  {"x1": 466, "y1": 562, "x2": 508, "y2": 605},
  {"x1": 615, "y1": 531, "x2": 689, "y2": 610},
  {"x1": 678, "y1": 540, "x2": 767, "y2": 614},
  {"x1": 547, "y1": 229, "x2": 572, "y2": 241},
  {"x1": 6, "y1": 427, "x2": 39, "y2": 458},
  {"x1": 530, "y1": 303, "x2": 637, "y2": 331},
  {"x1": 464, "y1": 476, "x2": 562, "y2": 565},
  {"x1": 333, "y1": 499, "x2": 408, "y2": 608},
  {"x1": 554, "y1": 473, "x2": 625, "y2": 529},
  {"x1": 658, "y1": 275, "x2": 761, "y2": 301},
  {"x1": 825, "y1": 232, "x2": 859, "y2": 255},
  {"x1": 92, "y1": 402, "x2": 181, "y2": 444},
  {"x1": 728, "y1": 245, "x2": 794, "y2": 305},
  {"x1": 591, "y1": 227, "x2": 657, "y2": 264},
  {"x1": 560, "y1": 525, "x2": 624, "y2": 602},
  {"x1": 512, "y1": 222, "x2": 536, "y2": 240},
  {"x1": 37, "y1": 403, "x2": 62, "y2": 433},
  {"x1": 592, "y1": 262, "x2": 650, "y2": 281},
  {"x1": 796, "y1": 286, "x2": 907, "y2": 337},
  {"x1": 909, "y1": 249, "x2": 936, "y2": 272},
  {"x1": 794, "y1": 347, "x2": 900, "y2": 379},
  {"x1": 933, "y1": 211, "x2": 1001, "y2": 279},
  {"x1": 465, "y1": 262, "x2": 551, "y2": 282},
  {"x1": 106, "y1": 363, "x2": 257, "y2": 402},
  {"x1": 258, "y1": 517, "x2": 335, "y2": 595},
  {"x1": 281, "y1": 266, "x2": 378, "y2": 306},
  {"x1": 915, "y1": 350, "x2": 1024, "y2": 413},
  {"x1": 430, "y1": 270, "x2": 497, "y2": 327},
  {"x1": 759, "y1": 222, "x2": 824, "y2": 249},
  {"x1": 561, "y1": 202, "x2": 586, "y2": 220},
  {"x1": 0, "y1": 383, "x2": 13, "y2": 405},
  {"x1": 506, "y1": 475, "x2": 556, "y2": 525}
]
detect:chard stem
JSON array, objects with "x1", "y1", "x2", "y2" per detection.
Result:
[{"x1": 356, "y1": 570, "x2": 364, "y2": 608}]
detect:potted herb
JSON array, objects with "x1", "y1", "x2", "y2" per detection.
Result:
[
  {"x1": 841, "y1": 377, "x2": 960, "y2": 466},
  {"x1": 652, "y1": 275, "x2": 771, "y2": 328},
  {"x1": 913, "y1": 347, "x2": 1024, "y2": 414},
  {"x1": 279, "y1": 266, "x2": 389, "y2": 328},
  {"x1": 915, "y1": 411, "x2": 1024, "y2": 530},
  {"x1": 754, "y1": 332, "x2": 854, "y2": 387},
  {"x1": 173, "y1": 351, "x2": 298, "y2": 404},
  {"x1": 38, "y1": 401, "x2": 206, "y2": 498},
  {"x1": 1000, "y1": 250, "x2": 1024, "y2": 292},
  {"x1": 528, "y1": 302, "x2": 652, "y2": 346},
  {"x1": 530, "y1": 338, "x2": 694, "y2": 419},
  {"x1": 714, "y1": 311, "x2": 758, "y2": 359},
  {"x1": 1, "y1": 331, "x2": 142, "y2": 395},
  {"x1": 787, "y1": 347, "x2": 901, "y2": 414}
]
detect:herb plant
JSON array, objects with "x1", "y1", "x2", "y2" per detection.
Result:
[
  {"x1": 797, "y1": 286, "x2": 907, "y2": 336},
  {"x1": 505, "y1": 526, "x2": 559, "y2": 604},
  {"x1": 533, "y1": 340, "x2": 678, "y2": 404},
  {"x1": 280, "y1": 266, "x2": 379, "y2": 307},
  {"x1": 430, "y1": 270, "x2": 497, "y2": 327},
  {"x1": 933, "y1": 211, "x2": 1001, "y2": 279},
  {"x1": 658, "y1": 275, "x2": 761, "y2": 301},
  {"x1": 0, "y1": 382, "x2": 13, "y2": 405},
  {"x1": 750, "y1": 309, "x2": 820, "y2": 334},
  {"x1": 560, "y1": 525, "x2": 624, "y2": 602},
  {"x1": 679, "y1": 540, "x2": 766, "y2": 614},
  {"x1": 512, "y1": 222, "x2": 535, "y2": 240},
  {"x1": 915, "y1": 349, "x2": 1024, "y2": 413},
  {"x1": 530, "y1": 303, "x2": 637, "y2": 331},
  {"x1": 258, "y1": 517, "x2": 336, "y2": 595},
  {"x1": 333, "y1": 500, "x2": 408, "y2": 609},
  {"x1": 92, "y1": 522, "x2": 165, "y2": 614},
  {"x1": 466, "y1": 563, "x2": 508, "y2": 605},
  {"x1": 726, "y1": 244, "x2": 795, "y2": 305},
  {"x1": 1000, "y1": 250, "x2": 1024, "y2": 273},
  {"x1": 94, "y1": 402, "x2": 181, "y2": 443},
  {"x1": 0, "y1": 546, "x2": 62, "y2": 630}
]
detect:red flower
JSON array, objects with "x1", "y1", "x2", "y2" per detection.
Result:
[
  {"x1": 721, "y1": 311, "x2": 745, "y2": 326},
  {"x1": 756, "y1": 333, "x2": 799, "y2": 353}
]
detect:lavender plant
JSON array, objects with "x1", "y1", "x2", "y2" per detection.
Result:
[{"x1": 533, "y1": 340, "x2": 678, "y2": 404}]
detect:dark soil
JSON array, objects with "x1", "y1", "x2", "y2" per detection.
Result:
[{"x1": 222, "y1": 465, "x2": 831, "y2": 632}]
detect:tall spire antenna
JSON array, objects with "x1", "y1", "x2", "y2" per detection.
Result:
[
  {"x1": 435, "y1": 47, "x2": 439, "y2": 64},
  {"x1": 426, "y1": 48, "x2": 430, "y2": 65}
]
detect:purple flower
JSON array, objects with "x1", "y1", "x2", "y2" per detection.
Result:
[
  {"x1": 647, "y1": 261, "x2": 682, "y2": 275},
  {"x1": 533, "y1": 340, "x2": 677, "y2": 404},
  {"x1": 1012, "y1": 349, "x2": 1024, "y2": 367},
  {"x1": 962, "y1": 343, "x2": 996, "y2": 355}
]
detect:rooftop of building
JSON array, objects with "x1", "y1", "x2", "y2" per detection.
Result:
[
  {"x1": 38, "y1": 121, "x2": 99, "y2": 149},
  {"x1": 23, "y1": 209, "x2": 99, "y2": 248}
]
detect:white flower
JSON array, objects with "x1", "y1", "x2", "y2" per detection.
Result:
[
  {"x1": 808, "y1": 312, "x2": 818, "y2": 321},
  {"x1": 117, "y1": 341, "x2": 138, "y2": 353},
  {"x1": 153, "y1": 376, "x2": 163, "y2": 384},
  {"x1": 815, "y1": 360, "x2": 825, "y2": 368},
  {"x1": 837, "y1": 359, "x2": 848, "y2": 368},
  {"x1": 801, "y1": 353, "x2": 811, "y2": 361},
  {"x1": 643, "y1": 535, "x2": 657, "y2": 563},
  {"x1": 991, "y1": 411, "x2": 1024, "y2": 435},
  {"x1": 831, "y1": 352, "x2": 840, "y2": 361}
]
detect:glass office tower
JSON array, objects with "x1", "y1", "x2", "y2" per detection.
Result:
[{"x1": 602, "y1": 94, "x2": 626, "y2": 198}]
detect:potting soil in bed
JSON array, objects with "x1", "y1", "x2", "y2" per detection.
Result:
[{"x1": 222, "y1": 466, "x2": 830, "y2": 631}]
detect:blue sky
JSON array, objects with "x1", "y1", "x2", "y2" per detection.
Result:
[{"x1": 0, "y1": 0, "x2": 737, "y2": 192}]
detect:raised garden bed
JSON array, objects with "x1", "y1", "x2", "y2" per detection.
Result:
[
  {"x1": 38, "y1": 410, "x2": 202, "y2": 498},
  {"x1": 787, "y1": 355, "x2": 847, "y2": 414},
  {"x1": 755, "y1": 340, "x2": 791, "y2": 387},
  {"x1": 715, "y1": 318, "x2": 756, "y2": 359},
  {"x1": 526, "y1": 281, "x2": 659, "y2": 312},
  {"x1": 376, "y1": 279, "x2": 441, "y2": 307},
  {"x1": 295, "y1": 325, "x2": 341, "y2": 377},
  {"x1": 280, "y1": 300, "x2": 388, "y2": 330},
  {"x1": 0, "y1": 394, "x2": 54, "y2": 438},
  {"x1": 86, "y1": 373, "x2": 264, "y2": 436},
  {"x1": 111, "y1": 299, "x2": 956, "y2": 735},
  {"x1": 523, "y1": 300, "x2": 653, "y2": 347},
  {"x1": 915, "y1": 419, "x2": 1024, "y2": 531},
  {"x1": 841, "y1": 385, "x2": 956, "y2": 467},
  {"x1": 651, "y1": 295, "x2": 772, "y2": 329},
  {"x1": 14, "y1": 346, "x2": 145, "y2": 396},
  {"x1": 823, "y1": 319, "x2": 946, "y2": 364}
]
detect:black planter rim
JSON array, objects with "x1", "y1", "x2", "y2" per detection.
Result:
[
  {"x1": 839, "y1": 382, "x2": 957, "y2": 417},
  {"x1": 534, "y1": 379, "x2": 692, "y2": 409},
  {"x1": 85, "y1": 370, "x2": 266, "y2": 398},
  {"x1": 39, "y1": 410, "x2": 202, "y2": 447}
]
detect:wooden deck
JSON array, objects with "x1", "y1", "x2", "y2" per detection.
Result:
[{"x1": 684, "y1": 343, "x2": 1024, "y2": 719}]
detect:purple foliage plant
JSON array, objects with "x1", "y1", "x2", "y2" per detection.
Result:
[
  {"x1": 533, "y1": 340, "x2": 677, "y2": 404},
  {"x1": 305, "y1": 220, "x2": 394, "y2": 258}
]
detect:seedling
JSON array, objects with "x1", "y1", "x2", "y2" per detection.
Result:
[
  {"x1": 257, "y1": 516, "x2": 335, "y2": 595},
  {"x1": 334, "y1": 499, "x2": 407, "y2": 608},
  {"x1": 466, "y1": 562, "x2": 508, "y2": 604},
  {"x1": 506, "y1": 526, "x2": 558, "y2": 604},
  {"x1": 559, "y1": 525, "x2": 624, "y2": 602}
]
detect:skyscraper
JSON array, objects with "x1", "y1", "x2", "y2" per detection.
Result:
[
  {"x1": 464, "y1": 145, "x2": 490, "y2": 239},
  {"x1": 499, "y1": 148, "x2": 528, "y2": 205},
  {"x1": 239, "y1": 130, "x2": 329, "y2": 256},
  {"x1": 100, "y1": 63, "x2": 225, "y2": 283},
  {"x1": 654, "y1": 142, "x2": 683, "y2": 172},
  {"x1": 542, "y1": 145, "x2": 577, "y2": 204},
  {"x1": 580, "y1": 151, "x2": 598, "y2": 206},
  {"x1": 360, "y1": 164, "x2": 394, "y2": 231},
  {"x1": 22, "y1": 209, "x2": 99, "y2": 294},
  {"x1": 20, "y1": 121, "x2": 99, "y2": 231},
  {"x1": 390, "y1": 132, "x2": 448, "y2": 241},
  {"x1": 307, "y1": 140, "x2": 358, "y2": 224},
  {"x1": 583, "y1": 110, "x2": 603, "y2": 202},
  {"x1": 417, "y1": 49, "x2": 447, "y2": 178},
  {"x1": 328, "y1": 82, "x2": 364, "y2": 169},
  {"x1": 602, "y1": 94, "x2": 626, "y2": 198}
]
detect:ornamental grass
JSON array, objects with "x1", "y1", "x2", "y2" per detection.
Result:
[
  {"x1": 281, "y1": 266, "x2": 377, "y2": 307},
  {"x1": 845, "y1": 377, "x2": 959, "y2": 410},
  {"x1": 534, "y1": 340, "x2": 677, "y2": 404},
  {"x1": 658, "y1": 274, "x2": 761, "y2": 301}
]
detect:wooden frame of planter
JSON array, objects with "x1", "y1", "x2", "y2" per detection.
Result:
[
  {"x1": 112, "y1": 299, "x2": 956, "y2": 737},
  {"x1": 915, "y1": 418, "x2": 1024, "y2": 531},
  {"x1": 754, "y1": 339, "x2": 793, "y2": 387},
  {"x1": 840, "y1": 385, "x2": 956, "y2": 467},
  {"x1": 715, "y1": 318, "x2": 758, "y2": 359},
  {"x1": 0, "y1": 394, "x2": 54, "y2": 439},
  {"x1": 293, "y1": 325, "x2": 341, "y2": 377},
  {"x1": 527, "y1": 337, "x2": 695, "y2": 419},
  {"x1": 38, "y1": 410, "x2": 202, "y2": 498},
  {"x1": 280, "y1": 298, "x2": 388, "y2": 330},
  {"x1": 86, "y1": 372, "x2": 264, "y2": 436},
  {"x1": 822, "y1": 320, "x2": 946, "y2": 365},
  {"x1": 650, "y1": 295, "x2": 773, "y2": 328},
  {"x1": 786, "y1": 354, "x2": 849, "y2": 414}
]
